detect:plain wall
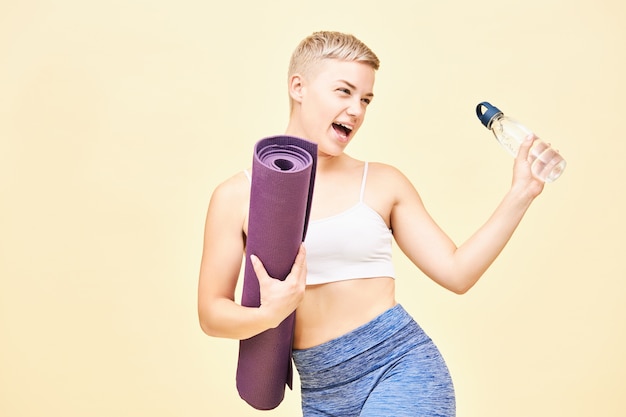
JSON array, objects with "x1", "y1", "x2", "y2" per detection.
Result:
[{"x1": 1, "y1": 0, "x2": 625, "y2": 416}]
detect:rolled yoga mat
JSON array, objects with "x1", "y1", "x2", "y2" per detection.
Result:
[{"x1": 236, "y1": 135, "x2": 317, "y2": 410}]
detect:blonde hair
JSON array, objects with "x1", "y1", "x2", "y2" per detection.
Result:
[{"x1": 288, "y1": 31, "x2": 380, "y2": 79}]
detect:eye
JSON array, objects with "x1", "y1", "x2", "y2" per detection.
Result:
[
  {"x1": 361, "y1": 98, "x2": 371, "y2": 105},
  {"x1": 337, "y1": 88, "x2": 351, "y2": 95}
]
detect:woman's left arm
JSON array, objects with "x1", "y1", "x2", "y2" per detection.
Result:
[{"x1": 390, "y1": 135, "x2": 545, "y2": 294}]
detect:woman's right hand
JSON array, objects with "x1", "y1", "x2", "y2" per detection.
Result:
[{"x1": 251, "y1": 244, "x2": 307, "y2": 329}]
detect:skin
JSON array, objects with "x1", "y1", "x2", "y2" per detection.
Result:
[{"x1": 197, "y1": 58, "x2": 545, "y2": 349}]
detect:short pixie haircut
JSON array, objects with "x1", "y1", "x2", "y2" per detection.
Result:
[{"x1": 288, "y1": 31, "x2": 380, "y2": 79}]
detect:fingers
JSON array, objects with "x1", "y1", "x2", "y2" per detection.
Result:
[
  {"x1": 290, "y1": 244, "x2": 307, "y2": 292},
  {"x1": 250, "y1": 254, "x2": 269, "y2": 281},
  {"x1": 511, "y1": 133, "x2": 546, "y2": 196},
  {"x1": 250, "y1": 243, "x2": 307, "y2": 282},
  {"x1": 290, "y1": 244, "x2": 307, "y2": 278},
  {"x1": 251, "y1": 245, "x2": 307, "y2": 328},
  {"x1": 517, "y1": 133, "x2": 536, "y2": 161}
]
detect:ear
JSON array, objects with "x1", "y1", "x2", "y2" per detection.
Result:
[{"x1": 288, "y1": 74, "x2": 305, "y2": 103}]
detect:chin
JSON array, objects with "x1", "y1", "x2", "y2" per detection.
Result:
[{"x1": 321, "y1": 143, "x2": 348, "y2": 157}]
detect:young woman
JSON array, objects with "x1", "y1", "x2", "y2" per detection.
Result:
[{"x1": 198, "y1": 31, "x2": 545, "y2": 416}]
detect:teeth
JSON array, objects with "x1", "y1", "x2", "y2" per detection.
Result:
[{"x1": 336, "y1": 123, "x2": 352, "y2": 132}]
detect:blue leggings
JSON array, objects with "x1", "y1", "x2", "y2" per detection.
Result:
[{"x1": 292, "y1": 304, "x2": 455, "y2": 417}]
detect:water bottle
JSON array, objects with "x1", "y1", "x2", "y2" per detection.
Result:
[{"x1": 476, "y1": 101, "x2": 566, "y2": 183}]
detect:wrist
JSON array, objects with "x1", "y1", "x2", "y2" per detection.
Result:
[
  {"x1": 505, "y1": 184, "x2": 537, "y2": 210},
  {"x1": 255, "y1": 304, "x2": 280, "y2": 330}
]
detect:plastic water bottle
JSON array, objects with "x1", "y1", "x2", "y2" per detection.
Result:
[{"x1": 476, "y1": 102, "x2": 566, "y2": 183}]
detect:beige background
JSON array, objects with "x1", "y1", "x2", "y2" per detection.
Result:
[{"x1": 1, "y1": 0, "x2": 624, "y2": 416}]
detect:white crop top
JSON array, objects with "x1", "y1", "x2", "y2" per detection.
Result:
[
  {"x1": 304, "y1": 162, "x2": 395, "y2": 284},
  {"x1": 244, "y1": 163, "x2": 395, "y2": 285}
]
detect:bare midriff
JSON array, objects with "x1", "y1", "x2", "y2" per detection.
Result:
[{"x1": 293, "y1": 276, "x2": 396, "y2": 349}]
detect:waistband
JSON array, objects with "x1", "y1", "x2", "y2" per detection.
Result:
[{"x1": 292, "y1": 304, "x2": 421, "y2": 372}]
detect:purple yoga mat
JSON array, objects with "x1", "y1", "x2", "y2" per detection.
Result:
[{"x1": 236, "y1": 135, "x2": 317, "y2": 410}]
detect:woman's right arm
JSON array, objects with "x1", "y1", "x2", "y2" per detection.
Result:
[{"x1": 197, "y1": 174, "x2": 306, "y2": 340}]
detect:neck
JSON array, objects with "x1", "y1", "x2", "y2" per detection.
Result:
[
  {"x1": 284, "y1": 116, "x2": 353, "y2": 171},
  {"x1": 284, "y1": 116, "x2": 303, "y2": 140}
]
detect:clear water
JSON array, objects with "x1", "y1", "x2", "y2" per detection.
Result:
[
  {"x1": 529, "y1": 145, "x2": 567, "y2": 183},
  {"x1": 492, "y1": 116, "x2": 566, "y2": 182}
]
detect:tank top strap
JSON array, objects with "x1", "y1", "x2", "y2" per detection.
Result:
[
  {"x1": 243, "y1": 169, "x2": 251, "y2": 183},
  {"x1": 359, "y1": 162, "x2": 369, "y2": 202}
]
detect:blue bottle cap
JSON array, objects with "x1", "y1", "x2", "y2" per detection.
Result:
[{"x1": 476, "y1": 102, "x2": 503, "y2": 129}]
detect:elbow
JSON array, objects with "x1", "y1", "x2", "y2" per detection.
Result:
[
  {"x1": 451, "y1": 284, "x2": 472, "y2": 295},
  {"x1": 198, "y1": 294, "x2": 231, "y2": 338},
  {"x1": 198, "y1": 317, "x2": 214, "y2": 337},
  {"x1": 198, "y1": 310, "x2": 221, "y2": 338},
  {"x1": 446, "y1": 274, "x2": 479, "y2": 295}
]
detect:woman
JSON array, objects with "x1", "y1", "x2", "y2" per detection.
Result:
[{"x1": 198, "y1": 31, "x2": 545, "y2": 416}]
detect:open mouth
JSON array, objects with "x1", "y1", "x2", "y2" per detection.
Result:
[{"x1": 332, "y1": 123, "x2": 353, "y2": 140}]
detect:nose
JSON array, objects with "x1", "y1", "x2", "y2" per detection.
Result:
[{"x1": 346, "y1": 98, "x2": 365, "y2": 119}]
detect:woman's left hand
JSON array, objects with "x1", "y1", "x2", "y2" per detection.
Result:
[{"x1": 512, "y1": 134, "x2": 545, "y2": 199}]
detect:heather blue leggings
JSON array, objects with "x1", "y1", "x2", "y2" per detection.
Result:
[{"x1": 292, "y1": 304, "x2": 455, "y2": 417}]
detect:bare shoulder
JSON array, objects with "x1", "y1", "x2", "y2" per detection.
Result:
[
  {"x1": 207, "y1": 170, "x2": 250, "y2": 229},
  {"x1": 366, "y1": 162, "x2": 416, "y2": 195},
  {"x1": 211, "y1": 170, "x2": 250, "y2": 204},
  {"x1": 367, "y1": 161, "x2": 407, "y2": 177},
  {"x1": 361, "y1": 162, "x2": 418, "y2": 225}
]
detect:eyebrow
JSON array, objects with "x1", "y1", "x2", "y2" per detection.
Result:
[{"x1": 339, "y1": 80, "x2": 374, "y2": 98}]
